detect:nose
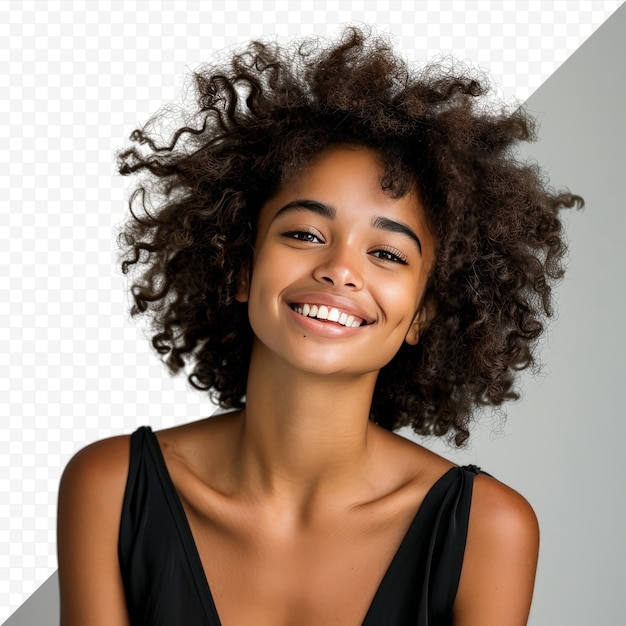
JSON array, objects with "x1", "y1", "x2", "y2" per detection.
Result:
[{"x1": 312, "y1": 242, "x2": 363, "y2": 289}]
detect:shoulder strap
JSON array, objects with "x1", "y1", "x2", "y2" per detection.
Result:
[
  {"x1": 363, "y1": 466, "x2": 483, "y2": 626},
  {"x1": 427, "y1": 465, "x2": 480, "y2": 622},
  {"x1": 118, "y1": 426, "x2": 222, "y2": 626},
  {"x1": 118, "y1": 426, "x2": 152, "y2": 572}
]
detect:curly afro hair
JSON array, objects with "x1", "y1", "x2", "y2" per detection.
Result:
[{"x1": 117, "y1": 27, "x2": 581, "y2": 445}]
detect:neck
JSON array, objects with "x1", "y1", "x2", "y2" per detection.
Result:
[{"x1": 231, "y1": 341, "x2": 381, "y2": 508}]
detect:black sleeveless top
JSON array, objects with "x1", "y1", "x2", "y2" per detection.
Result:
[{"x1": 119, "y1": 426, "x2": 481, "y2": 625}]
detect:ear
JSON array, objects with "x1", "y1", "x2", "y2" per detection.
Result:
[
  {"x1": 404, "y1": 316, "x2": 421, "y2": 346},
  {"x1": 405, "y1": 300, "x2": 435, "y2": 346},
  {"x1": 234, "y1": 263, "x2": 251, "y2": 303}
]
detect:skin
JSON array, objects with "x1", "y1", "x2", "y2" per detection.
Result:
[{"x1": 57, "y1": 145, "x2": 539, "y2": 625}]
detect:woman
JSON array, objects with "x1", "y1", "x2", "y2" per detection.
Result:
[{"x1": 57, "y1": 27, "x2": 580, "y2": 625}]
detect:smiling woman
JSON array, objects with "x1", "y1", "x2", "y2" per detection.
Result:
[{"x1": 57, "y1": 26, "x2": 580, "y2": 626}]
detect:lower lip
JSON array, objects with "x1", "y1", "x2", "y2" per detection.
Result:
[{"x1": 287, "y1": 306, "x2": 367, "y2": 338}]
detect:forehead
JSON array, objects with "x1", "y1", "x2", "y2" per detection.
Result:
[
  {"x1": 261, "y1": 144, "x2": 430, "y2": 232},
  {"x1": 282, "y1": 144, "x2": 399, "y2": 199}
]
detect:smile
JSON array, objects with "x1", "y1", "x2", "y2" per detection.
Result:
[{"x1": 291, "y1": 303, "x2": 366, "y2": 328}]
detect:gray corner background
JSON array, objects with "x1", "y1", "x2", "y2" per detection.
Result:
[
  {"x1": 3, "y1": 573, "x2": 58, "y2": 626},
  {"x1": 4, "y1": 4, "x2": 626, "y2": 625},
  {"x1": 517, "y1": 4, "x2": 626, "y2": 621},
  {"x1": 418, "y1": 4, "x2": 626, "y2": 624}
]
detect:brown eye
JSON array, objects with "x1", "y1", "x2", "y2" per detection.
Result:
[
  {"x1": 370, "y1": 247, "x2": 408, "y2": 265},
  {"x1": 282, "y1": 230, "x2": 323, "y2": 243}
]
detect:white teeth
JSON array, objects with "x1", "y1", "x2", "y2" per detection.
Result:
[{"x1": 293, "y1": 303, "x2": 366, "y2": 328}]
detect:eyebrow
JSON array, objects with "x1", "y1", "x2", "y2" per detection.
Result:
[
  {"x1": 274, "y1": 199, "x2": 335, "y2": 220},
  {"x1": 371, "y1": 216, "x2": 422, "y2": 255},
  {"x1": 273, "y1": 199, "x2": 422, "y2": 255}
]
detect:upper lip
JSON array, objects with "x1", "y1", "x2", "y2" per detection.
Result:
[{"x1": 286, "y1": 292, "x2": 376, "y2": 325}]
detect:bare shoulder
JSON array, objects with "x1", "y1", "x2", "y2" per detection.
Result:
[
  {"x1": 60, "y1": 434, "x2": 131, "y2": 499},
  {"x1": 57, "y1": 435, "x2": 132, "y2": 626},
  {"x1": 453, "y1": 472, "x2": 540, "y2": 626},
  {"x1": 470, "y1": 472, "x2": 539, "y2": 544},
  {"x1": 58, "y1": 435, "x2": 132, "y2": 534}
]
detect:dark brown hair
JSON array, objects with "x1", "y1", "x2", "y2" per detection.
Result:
[{"x1": 117, "y1": 27, "x2": 581, "y2": 445}]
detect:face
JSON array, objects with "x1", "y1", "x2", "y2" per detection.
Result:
[{"x1": 237, "y1": 144, "x2": 435, "y2": 378}]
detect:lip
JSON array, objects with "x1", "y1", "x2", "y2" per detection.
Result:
[
  {"x1": 287, "y1": 305, "x2": 369, "y2": 338},
  {"x1": 285, "y1": 292, "x2": 377, "y2": 326}
]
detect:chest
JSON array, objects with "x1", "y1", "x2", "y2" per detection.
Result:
[
  {"x1": 184, "y1": 500, "x2": 417, "y2": 626},
  {"x1": 119, "y1": 431, "x2": 470, "y2": 626}
]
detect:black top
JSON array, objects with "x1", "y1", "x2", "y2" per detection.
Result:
[{"x1": 119, "y1": 426, "x2": 481, "y2": 625}]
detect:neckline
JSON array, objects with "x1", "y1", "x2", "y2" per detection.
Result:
[{"x1": 143, "y1": 426, "x2": 459, "y2": 626}]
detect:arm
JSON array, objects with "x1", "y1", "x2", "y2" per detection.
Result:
[
  {"x1": 57, "y1": 436, "x2": 132, "y2": 626},
  {"x1": 453, "y1": 474, "x2": 540, "y2": 626}
]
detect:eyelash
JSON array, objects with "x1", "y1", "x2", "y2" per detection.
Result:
[
  {"x1": 281, "y1": 231, "x2": 408, "y2": 265},
  {"x1": 282, "y1": 229, "x2": 324, "y2": 243},
  {"x1": 370, "y1": 246, "x2": 408, "y2": 265}
]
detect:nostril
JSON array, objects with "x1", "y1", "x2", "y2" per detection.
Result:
[{"x1": 321, "y1": 276, "x2": 334, "y2": 285}]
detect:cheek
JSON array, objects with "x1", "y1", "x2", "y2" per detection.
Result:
[
  {"x1": 245, "y1": 255, "x2": 286, "y2": 328},
  {"x1": 378, "y1": 276, "x2": 423, "y2": 321}
]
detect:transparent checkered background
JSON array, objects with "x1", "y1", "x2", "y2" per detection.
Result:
[{"x1": 1, "y1": 0, "x2": 623, "y2": 620}]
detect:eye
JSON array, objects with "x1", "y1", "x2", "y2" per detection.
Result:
[
  {"x1": 370, "y1": 246, "x2": 408, "y2": 265},
  {"x1": 281, "y1": 229, "x2": 324, "y2": 243}
]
